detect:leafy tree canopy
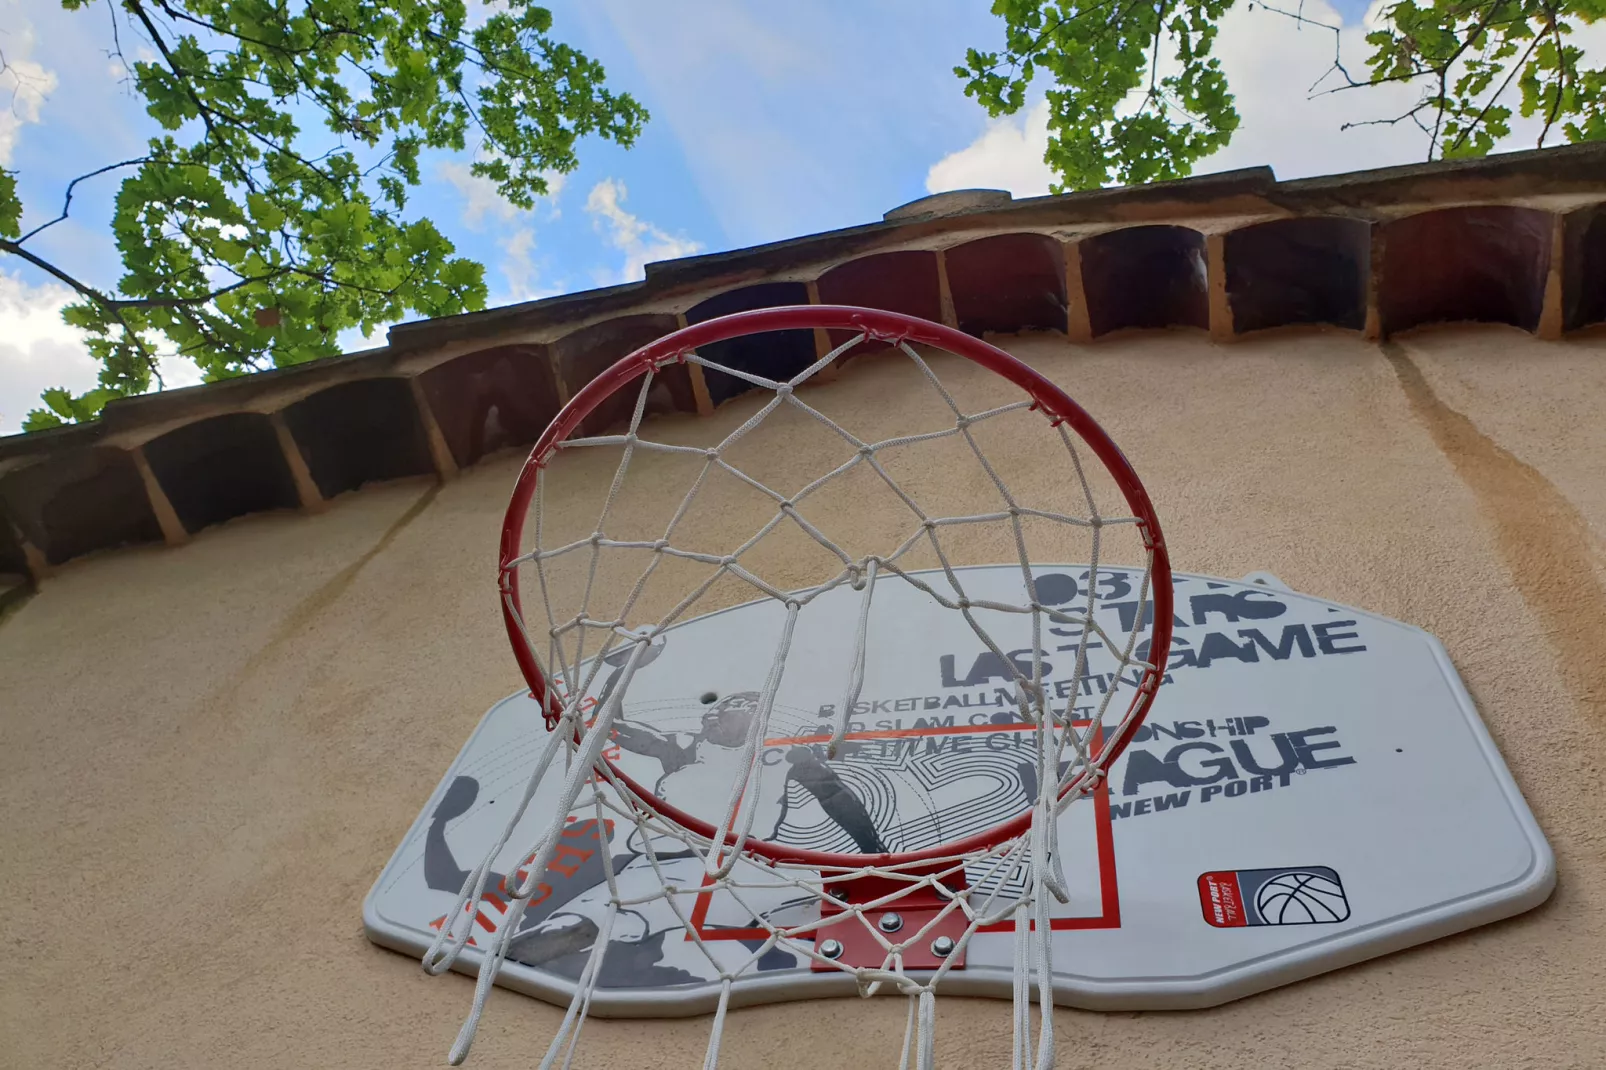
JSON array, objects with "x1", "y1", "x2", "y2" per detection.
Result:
[
  {"x1": 0, "y1": 0, "x2": 646, "y2": 432},
  {"x1": 958, "y1": 0, "x2": 1605, "y2": 192}
]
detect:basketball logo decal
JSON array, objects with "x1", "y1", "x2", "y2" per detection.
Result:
[{"x1": 1198, "y1": 866, "x2": 1351, "y2": 927}]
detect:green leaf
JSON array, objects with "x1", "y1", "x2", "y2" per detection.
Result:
[
  {"x1": 22, "y1": 407, "x2": 64, "y2": 432},
  {"x1": 246, "y1": 192, "x2": 286, "y2": 231},
  {"x1": 0, "y1": 170, "x2": 20, "y2": 239}
]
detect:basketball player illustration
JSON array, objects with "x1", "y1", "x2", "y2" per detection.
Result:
[
  {"x1": 422, "y1": 632, "x2": 878, "y2": 984},
  {"x1": 589, "y1": 634, "x2": 889, "y2": 857},
  {"x1": 609, "y1": 690, "x2": 889, "y2": 855},
  {"x1": 424, "y1": 633, "x2": 1043, "y2": 984},
  {"x1": 489, "y1": 688, "x2": 885, "y2": 981}
]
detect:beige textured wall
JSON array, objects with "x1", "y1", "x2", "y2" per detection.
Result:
[{"x1": 3, "y1": 327, "x2": 1604, "y2": 1068}]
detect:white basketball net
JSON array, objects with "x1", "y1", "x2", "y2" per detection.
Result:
[{"x1": 425, "y1": 326, "x2": 1164, "y2": 1068}]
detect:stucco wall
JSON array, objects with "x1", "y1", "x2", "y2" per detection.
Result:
[{"x1": 2, "y1": 326, "x2": 1604, "y2": 1067}]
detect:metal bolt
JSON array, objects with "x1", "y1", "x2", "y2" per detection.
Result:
[
  {"x1": 931, "y1": 935, "x2": 956, "y2": 958},
  {"x1": 877, "y1": 912, "x2": 904, "y2": 934},
  {"x1": 819, "y1": 939, "x2": 844, "y2": 960},
  {"x1": 829, "y1": 888, "x2": 850, "y2": 902}
]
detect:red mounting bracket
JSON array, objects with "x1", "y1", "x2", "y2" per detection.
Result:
[{"x1": 812, "y1": 868, "x2": 969, "y2": 971}]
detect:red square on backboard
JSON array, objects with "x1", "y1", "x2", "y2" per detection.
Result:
[{"x1": 1198, "y1": 871, "x2": 1248, "y2": 927}]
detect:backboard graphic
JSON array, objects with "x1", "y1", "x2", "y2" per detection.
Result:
[
  {"x1": 1199, "y1": 866, "x2": 1351, "y2": 927},
  {"x1": 364, "y1": 567, "x2": 1553, "y2": 1015}
]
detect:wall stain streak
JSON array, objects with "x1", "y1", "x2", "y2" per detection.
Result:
[
  {"x1": 219, "y1": 482, "x2": 442, "y2": 708},
  {"x1": 1383, "y1": 342, "x2": 1606, "y2": 717},
  {"x1": 0, "y1": 581, "x2": 34, "y2": 628}
]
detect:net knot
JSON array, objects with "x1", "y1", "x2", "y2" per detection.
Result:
[
  {"x1": 1030, "y1": 397, "x2": 1068, "y2": 428},
  {"x1": 858, "y1": 322, "x2": 909, "y2": 345}
]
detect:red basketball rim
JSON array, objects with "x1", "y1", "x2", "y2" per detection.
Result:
[{"x1": 499, "y1": 304, "x2": 1173, "y2": 869}]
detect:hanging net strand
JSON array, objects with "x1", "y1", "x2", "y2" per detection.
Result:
[{"x1": 431, "y1": 306, "x2": 1172, "y2": 1068}]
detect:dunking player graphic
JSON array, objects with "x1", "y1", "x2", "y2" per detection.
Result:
[
  {"x1": 610, "y1": 690, "x2": 890, "y2": 855},
  {"x1": 594, "y1": 634, "x2": 886, "y2": 856},
  {"x1": 421, "y1": 643, "x2": 870, "y2": 984},
  {"x1": 456, "y1": 689, "x2": 882, "y2": 980},
  {"x1": 421, "y1": 636, "x2": 1045, "y2": 984}
]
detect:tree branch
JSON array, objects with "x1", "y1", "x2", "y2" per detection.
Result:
[
  {"x1": 16, "y1": 158, "x2": 152, "y2": 244},
  {"x1": 1538, "y1": 3, "x2": 1566, "y2": 147},
  {"x1": 0, "y1": 235, "x2": 295, "y2": 313},
  {"x1": 0, "y1": 238, "x2": 164, "y2": 385},
  {"x1": 0, "y1": 238, "x2": 116, "y2": 305}
]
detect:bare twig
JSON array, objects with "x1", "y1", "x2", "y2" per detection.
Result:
[{"x1": 16, "y1": 158, "x2": 152, "y2": 244}]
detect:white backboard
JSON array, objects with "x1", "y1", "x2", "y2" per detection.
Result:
[{"x1": 364, "y1": 567, "x2": 1553, "y2": 1015}]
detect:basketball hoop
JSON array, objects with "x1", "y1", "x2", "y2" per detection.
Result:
[{"x1": 426, "y1": 305, "x2": 1173, "y2": 1067}]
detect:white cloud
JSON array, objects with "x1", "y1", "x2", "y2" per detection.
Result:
[
  {"x1": 584, "y1": 178, "x2": 702, "y2": 283},
  {"x1": 0, "y1": 24, "x2": 57, "y2": 166},
  {"x1": 0, "y1": 271, "x2": 215, "y2": 434},
  {"x1": 926, "y1": 99, "x2": 1056, "y2": 198},
  {"x1": 497, "y1": 225, "x2": 563, "y2": 303},
  {"x1": 0, "y1": 271, "x2": 98, "y2": 434},
  {"x1": 465, "y1": 0, "x2": 510, "y2": 29},
  {"x1": 335, "y1": 321, "x2": 393, "y2": 353},
  {"x1": 1199, "y1": 0, "x2": 1444, "y2": 178},
  {"x1": 439, "y1": 160, "x2": 566, "y2": 227},
  {"x1": 155, "y1": 353, "x2": 206, "y2": 391}
]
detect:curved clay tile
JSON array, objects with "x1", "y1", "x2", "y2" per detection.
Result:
[
  {"x1": 944, "y1": 234, "x2": 1067, "y2": 337},
  {"x1": 686, "y1": 283, "x2": 814, "y2": 405},
  {"x1": 1379, "y1": 206, "x2": 1551, "y2": 335},
  {"x1": 1078, "y1": 226, "x2": 1209, "y2": 337},
  {"x1": 1224, "y1": 217, "x2": 1371, "y2": 334},
  {"x1": 143, "y1": 413, "x2": 302, "y2": 533},
  {"x1": 281, "y1": 379, "x2": 437, "y2": 500},
  {"x1": 417, "y1": 345, "x2": 563, "y2": 469},
  {"x1": 0, "y1": 448, "x2": 163, "y2": 565}
]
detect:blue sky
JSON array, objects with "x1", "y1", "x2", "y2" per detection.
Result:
[{"x1": 0, "y1": 0, "x2": 1590, "y2": 432}]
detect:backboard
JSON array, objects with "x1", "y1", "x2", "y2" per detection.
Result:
[{"x1": 364, "y1": 564, "x2": 1553, "y2": 1015}]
